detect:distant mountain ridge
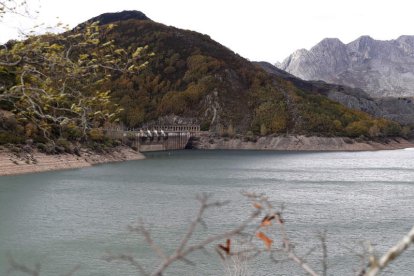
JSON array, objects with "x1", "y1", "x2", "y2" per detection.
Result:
[
  {"x1": 277, "y1": 35, "x2": 414, "y2": 97},
  {"x1": 256, "y1": 62, "x2": 414, "y2": 126}
]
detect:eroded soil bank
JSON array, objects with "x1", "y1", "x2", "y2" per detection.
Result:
[{"x1": 0, "y1": 146, "x2": 145, "y2": 176}]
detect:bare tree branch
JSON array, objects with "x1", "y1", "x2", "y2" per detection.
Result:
[
  {"x1": 150, "y1": 205, "x2": 260, "y2": 275},
  {"x1": 0, "y1": 56, "x2": 22, "y2": 66},
  {"x1": 128, "y1": 221, "x2": 167, "y2": 260},
  {"x1": 175, "y1": 193, "x2": 229, "y2": 256},
  {"x1": 364, "y1": 226, "x2": 414, "y2": 276},
  {"x1": 103, "y1": 254, "x2": 148, "y2": 276},
  {"x1": 242, "y1": 192, "x2": 320, "y2": 276},
  {"x1": 319, "y1": 230, "x2": 328, "y2": 276}
]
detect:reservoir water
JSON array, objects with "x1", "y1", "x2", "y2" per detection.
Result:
[{"x1": 1, "y1": 149, "x2": 414, "y2": 275}]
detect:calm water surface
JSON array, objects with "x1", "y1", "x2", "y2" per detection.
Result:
[{"x1": 1, "y1": 149, "x2": 414, "y2": 275}]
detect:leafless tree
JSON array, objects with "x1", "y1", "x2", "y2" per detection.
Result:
[
  {"x1": 7, "y1": 193, "x2": 414, "y2": 276},
  {"x1": 104, "y1": 193, "x2": 323, "y2": 276},
  {"x1": 104, "y1": 193, "x2": 260, "y2": 276},
  {"x1": 105, "y1": 192, "x2": 414, "y2": 276}
]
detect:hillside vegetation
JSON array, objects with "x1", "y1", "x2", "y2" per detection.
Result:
[{"x1": 0, "y1": 11, "x2": 405, "y2": 147}]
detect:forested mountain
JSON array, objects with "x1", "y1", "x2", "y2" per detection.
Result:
[
  {"x1": 0, "y1": 11, "x2": 406, "y2": 146},
  {"x1": 277, "y1": 35, "x2": 414, "y2": 97},
  {"x1": 92, "y1": 11, "x2": 404, "y2": 136}
]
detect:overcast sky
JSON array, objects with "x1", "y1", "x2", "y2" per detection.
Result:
[{"x1": 1, "y1": 0, "x2": 413, "y2": 63}]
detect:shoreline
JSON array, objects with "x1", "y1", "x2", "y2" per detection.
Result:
[
  {"x1": 0, "y1": 146, "x2": 145, "y2": 177},
  {"x1": 1, "y1": 136, "x2": 413, "y2": 176},
  {"x1": 193, "y1": 135, "x2": 414, "y2": 151}
]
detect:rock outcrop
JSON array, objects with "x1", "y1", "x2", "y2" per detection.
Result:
[{"x1": 278, "y1": 35, "x2": 414, "y2": 97}]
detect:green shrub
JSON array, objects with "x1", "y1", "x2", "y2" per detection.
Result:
[
  {"x1": 56, "y1": 138, "x2": 74, "y2": 154},
  {"x1": 0, "y1": 114, "x2": 18, "y2": 130},
  {"x1": 36, "y1": 143, "x2": 47, "y2": 152},
  {"x1": 89, "y1": 128, "x2": 105, "y2": 141},
  {"x1": 36, "y1": 143, "x2": 56, "y2": 154},
  {"x1": 0, "y1": 131, "x2": 25, "y2": 144},
  {"x1": 260, "y1": 123, "x2": 267, "y2": 136},
  {"x1": 226, "y1": 124, "x2": 235, "y2": 138},
  {"x1": 200, "y1": 121, "x2": 210, "y2": 131},
  {"x1": 62, "y1": 123, "x2": 83, "y2": 140},
  {"x1": 345, "y1": 121, "x2": 370, "y2": 137}
]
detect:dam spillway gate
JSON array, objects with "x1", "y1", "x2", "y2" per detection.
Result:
[{"x1": 104, "y1": 125, "x2": 201, "y2": 152}]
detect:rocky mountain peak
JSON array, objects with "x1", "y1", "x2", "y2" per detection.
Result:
[
  {"x1": 278, "y1": 37, "x2": 349, "y2": 82},
  {"x1": 82, "y1": 10, "x2": 151, "y2": 26},
  {"x1": 311, "y1": 38, "x2": 347, "y2": 56},
  {"x1": 277, "y1": 35, "x2": 414, "y2": 97},
  {"x1": 347, "y1": 35, "x2": 376, "y2": 53},
  {"x1": 396, "y1": 35, "x2": 414, "y2": 55},
  {"x1": 317, "y1": 37, "x2": 345, "y2": 47},
  {"x1": 355, "y1": 35, "x2": 374, "y2": 43},
  {"x1": 397, "y1": 35, "x2": 414, "y2": 43}
]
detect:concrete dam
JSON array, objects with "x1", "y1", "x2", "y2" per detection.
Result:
[{"x1": 104, "y1": 125, "x2": 202, "y2": 152}]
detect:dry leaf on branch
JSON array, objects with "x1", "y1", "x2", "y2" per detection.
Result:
[
  {"x1": 261, "y1": 215, "x2": 275, "y2": 227},
  {"x1": 256, "y1": 231, "x2": 273, "y2": 250},
  {"x1": 218, "y1": 239, "x2": 231, "y2": 255}
]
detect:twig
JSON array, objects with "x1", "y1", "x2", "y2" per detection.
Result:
[
  {"x1": 242, "y1": 191, "x2": 319, "y2": 276},
  {"x1": 103, "y1": 254, "x2": 148, "y2": 276},
  {"x1": 174, "y1": 194, "x2": 210, "y2": 255},
  {"x1": 274, "y1": 212, "x2": 319, "y2": 276},
  {"x1": 128, "y1": 221, "x2": 167, "y2": 260},
  {"x1": 0, "y1": 56, "x2": 22, "y2": 66},
  {"x1": 364, "y1": 225, "x2": 414, "y2": 276},
  {"x1": 150, "y1": 208, "x2": 260, "y2": 276},
  {"x1": 319, "y1": 230, "x2": 328, "y2": 276},
  {"x1": 175, "y1": 194, "x2": 229, "y2": 255}
]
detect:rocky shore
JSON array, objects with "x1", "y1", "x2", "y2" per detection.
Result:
[
  {"x1": 0, "y1": 146, "x2": 145, "y2": 176},
  {"x1": 193, "y1": 135, "x2": 414, "y2": 151}
]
